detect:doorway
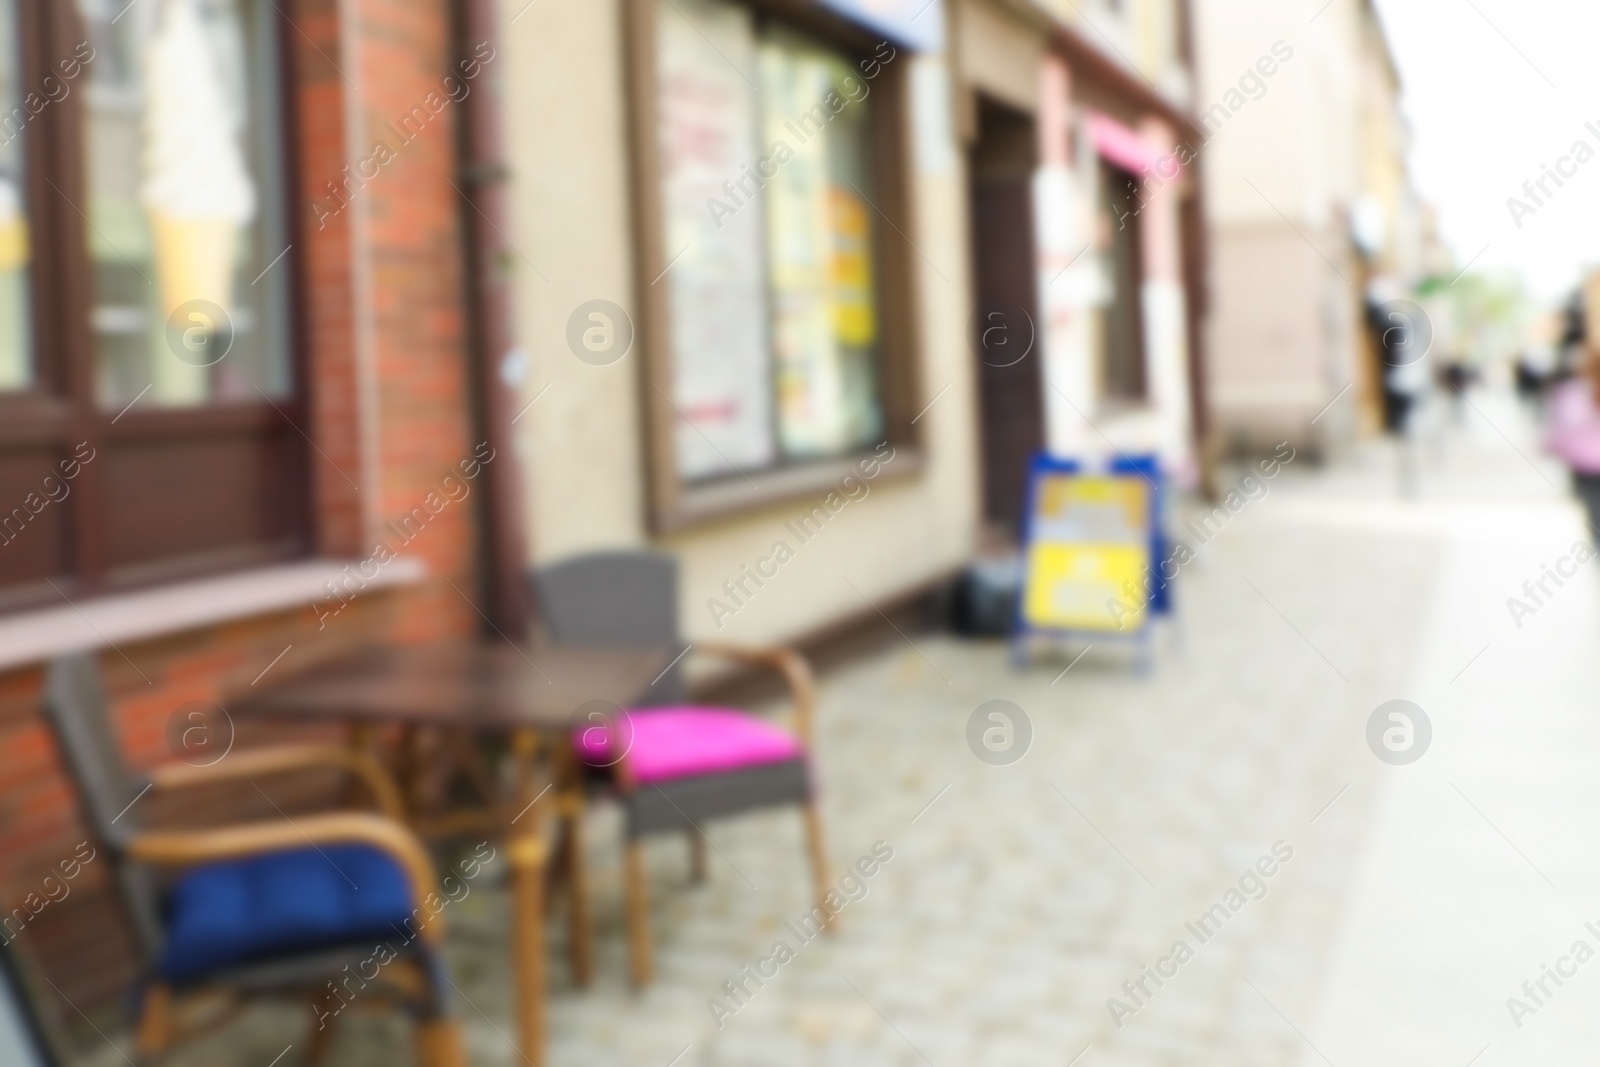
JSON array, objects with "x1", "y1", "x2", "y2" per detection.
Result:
[
  {"x1": 968, "y1": 94, "x2": 1041, "y2": 539},
  {"x1": 1098, "y1": 160, "x2": 1147, "y2": 403}
]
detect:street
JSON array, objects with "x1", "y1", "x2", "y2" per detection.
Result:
[
  {"x1": 516, "y1": 388, "x2": 1600, "y2": 1067},
  {"x1": 119, "y1": 388, "x2": 1598, "y2": 1067}
]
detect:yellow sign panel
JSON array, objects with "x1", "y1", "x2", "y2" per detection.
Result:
[
  {"x1": 1021, "y1": 474, "x2": 1150, "y2": 633},
  {"x1": 1023, "y1": 543, "x2": 1147, "y2": 631}
]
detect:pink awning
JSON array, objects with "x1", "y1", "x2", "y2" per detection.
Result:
[{"x1": 1085, "y1": 111, "x2": 1167, "y2": 176}]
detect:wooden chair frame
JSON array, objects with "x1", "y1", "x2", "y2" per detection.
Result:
[
  {"x1": 533, "y1": 551, "x2": 836, "y2": 989},
  {"x1": 124, "y1": 753, "x2": 465, "y2": 1067},
  {"x1": 575, "y1": 641, "x2": 832, "y2": 988}
]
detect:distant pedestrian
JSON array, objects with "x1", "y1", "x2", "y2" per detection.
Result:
[
  {"x1": 1514, "y1": 355, "x2": 1545, "y2": 404},
  {"x1": 1439, "y1": 360, "x2": 1475, "y2": 423},
  {"x1": 1364, "y1": 281, "x2": 1430, "y2": 496},
  {"x1": 1544, "y1": 354, "x2": 1600, "y2": 538},
  {"x1": 1364, "y1": 282, "x2": 1430, "y2": 435}
]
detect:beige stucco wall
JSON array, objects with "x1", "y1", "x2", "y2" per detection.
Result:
[
  {"x1": 499, "y1": 0, "x2": 981, "y2": 646},
  {"x1": 1207, "y1": 224, "x2": 1358, "y2": 441},
  {"x1": 1194, "y1": 0, "x2": 1379, "y2": 447},
  {"x1": 1196, "y1": 0, "x2": 1363, "y2": 230},
  {"x1": 955, "y1": 0, "x2": 1043, "y2": 114}
]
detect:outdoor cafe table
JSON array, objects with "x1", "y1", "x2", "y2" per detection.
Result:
[{"x1": 231, "y1": 640, "x2": 671, "y2": 1066}]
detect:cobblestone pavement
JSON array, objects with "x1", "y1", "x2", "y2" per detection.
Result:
[{"x1": 100, "y1": 392, "x2": 1600, "y2": 1066}]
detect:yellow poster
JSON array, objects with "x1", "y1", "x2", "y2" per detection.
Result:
[
  {"x1": 829, "y1": 187, "x2": 875, "y2": 347},
  {"x1": 1021, "y1": 474, "x2": 1150, "y2": 633}
]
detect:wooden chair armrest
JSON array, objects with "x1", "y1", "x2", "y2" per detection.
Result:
[
  {"x1": 147, "y1": 744, "x2": 405, "y2": 820},
  {"x1": 126, "y1": 813, "x2": 448, "y2": 944},
  {"x1": 694, "y1": 641, "x2": 817, "y2": 748}
]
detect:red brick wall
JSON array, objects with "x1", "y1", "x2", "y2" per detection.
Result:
[
  {"x1": 357, "y1": 0, "x2": 482, "y2": 643},
  {"x1": 0, "y1": 0, "x2": 483, "y2": 1032},
  {"x1": 295, "y1": 0, "x2": 364, "y2": 560}
]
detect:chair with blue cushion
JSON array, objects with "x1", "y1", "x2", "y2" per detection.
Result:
[
  {"x1": 40, "y1": 653, "x2": 464, "y2": 1065},
  {"x1": 532, "y1": 551, "x2": 830, "y2": 988}
]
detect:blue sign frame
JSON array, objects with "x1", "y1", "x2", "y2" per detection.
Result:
[{"x1": 1012, "y1": 451, "x2": 1170, "y2": 667}]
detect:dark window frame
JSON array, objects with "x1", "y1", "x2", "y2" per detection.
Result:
[
  {"x1": 0, "y1": 0, "x2": 311, "y2": 614},
  {"x1": 624, "y1": 0, "x2": 924, "y2": 534}
]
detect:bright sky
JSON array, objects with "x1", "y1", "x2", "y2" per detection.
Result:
[{"x1": 1372, "y1": 0, "x2": 1600, "y2": 305}]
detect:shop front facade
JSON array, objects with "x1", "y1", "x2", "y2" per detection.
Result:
[
  {"x1": 502, "y1": 0, "x2": 982, "y2": 647},
  {"x1": 503, "y1": 0, "x2": 1210, "y2": 646},
  {"x1": 0, "y1": 0, "x2": 507, "y2": 1022},
  {"x1": 955, "y1": 0, "x2": 1208, "y2": 534}
]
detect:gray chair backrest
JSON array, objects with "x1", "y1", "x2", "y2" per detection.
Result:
[
  {"x1": 39, "y1": 655, "x2": 163, "y2": 963},
  {"x1": 531, "y1": 550, "x2": 686, "y2": 705}
]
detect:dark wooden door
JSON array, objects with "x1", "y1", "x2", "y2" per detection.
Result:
[{"x1": 970, "y1": 174, "x2": 1042, "y2": 533}]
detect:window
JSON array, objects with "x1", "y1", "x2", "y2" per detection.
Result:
[
  {"x1": 0, "y1": 0, "x2": 306, "y2": 610},
  {"x1": 80, "y1": 0, "x2": 290, "y2": 408},
  {"x1": 632, "y1": 0, "x2": 916, "y2": 528},
  {"x1": 0, "y1": 0, "x2": 31, "y2": 391},
  {"x1": 1098, "y1": 160, "x2": 1146, "y2": 402}
]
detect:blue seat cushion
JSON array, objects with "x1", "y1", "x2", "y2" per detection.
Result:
[{"x1": 159, "y1": 844, "x2": 417, "y2": 984}]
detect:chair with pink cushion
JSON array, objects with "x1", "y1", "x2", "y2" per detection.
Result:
[{"x1": 533, "y1": 551, "x2": 829, "y2": 987}]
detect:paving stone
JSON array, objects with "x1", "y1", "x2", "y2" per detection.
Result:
[{"x1": 92, "y1": 413, "x2": 1598, "y2": 1066}]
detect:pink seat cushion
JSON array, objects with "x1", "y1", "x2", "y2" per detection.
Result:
[{"x1": 572, "y1": 707, "x2": 804, "y2": 785}]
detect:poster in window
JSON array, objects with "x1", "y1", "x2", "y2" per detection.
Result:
[
  {"x1": 655, "y1": 0, "x2": 775, "y2": 480},
  {"x1": 759, "y1": 37, "x2": 882, "y2": 459},
  {"x1": 77, "y1": 0, "x2": 286, "y2": 409}
]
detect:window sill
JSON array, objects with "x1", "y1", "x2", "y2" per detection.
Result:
[
  {"x1": 0, "y1": 557, "x2": 428, "y2": 676},
  {"x1": 656, "y1": 447, "x2": 924, "y2": 535}
]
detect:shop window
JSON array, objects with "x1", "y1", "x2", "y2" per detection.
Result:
[
  {"x1": 80, "y1": 0, "x2": 291, "y2": 408},
  {"x1": 631, "y1": 0, "x2": 917, "y2": 529},
  {"x1": 1099, "y1": 160, "x2": 1146, "y2": 402},
  {"x1": 0, "y1": 0, "x2": 306, "y2": 610},
  {"x1": 0, "y1": 0, "x2": 30, "y2": 392}
]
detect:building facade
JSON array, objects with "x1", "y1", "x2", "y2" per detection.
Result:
[
  {"x1": 503, "y1": 0, "x2": 982, "y2": 647},
  {"x1": 1194, "y1": 0, "x2": 1419, "y2": 450},
  {"x1": 0, "y1": 0, "x2": 507, "y2": 1025},
  {"x1": 956, "y1": 0, "x2": 1208, "y2": 531},
  {"x1": 502, "y1": 0, "x2": 1211, "y2": 649}
]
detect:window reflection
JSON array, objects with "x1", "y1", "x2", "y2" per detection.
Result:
[
  {"x1": 759, "y1": 28, "x2": 883, "y2": 459},
  {"x1": 78, "y1": 0, "x2": 288, "y2": 408},
  {"x1": 655, "y1": 0, "x2": 886, "y2": 482}
]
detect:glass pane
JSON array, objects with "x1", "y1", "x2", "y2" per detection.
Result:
[
  {"x1": 759, "y1": 28, "x2": 884, "y2": 459},
  {"x1": 77, "y1": 0, "x2": 288, "y2": 408},
  {"x1": 0, "y1": 0, "x2": 30, "y2": 391},
  {"x1": 656, "y1": 0, "x2": 775, "y2": 481}
]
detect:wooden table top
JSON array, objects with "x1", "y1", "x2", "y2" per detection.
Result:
[{"x1": 231, "y1": 640, "x2": 673, "y2": 731}]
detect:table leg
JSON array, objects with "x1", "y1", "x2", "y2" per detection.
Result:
[
  {"x1": 623, "y1": 837, "x2": 653, "y2": 987},
  {"x1": 688, "y1": 832, "x2": 707, "y2": 884},
  {"x1": 396, "y1": 724, "x2": 424, "y2": 817},
  {"x1": 345, "y1": 722, "x2": 377, "y2": 810},
  {"x1": 508, "y1": 728, "x2": 547, "y2": 1066},
  {"x1": 555, "y1": 749, "x2": 594, "y2": 988}
]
